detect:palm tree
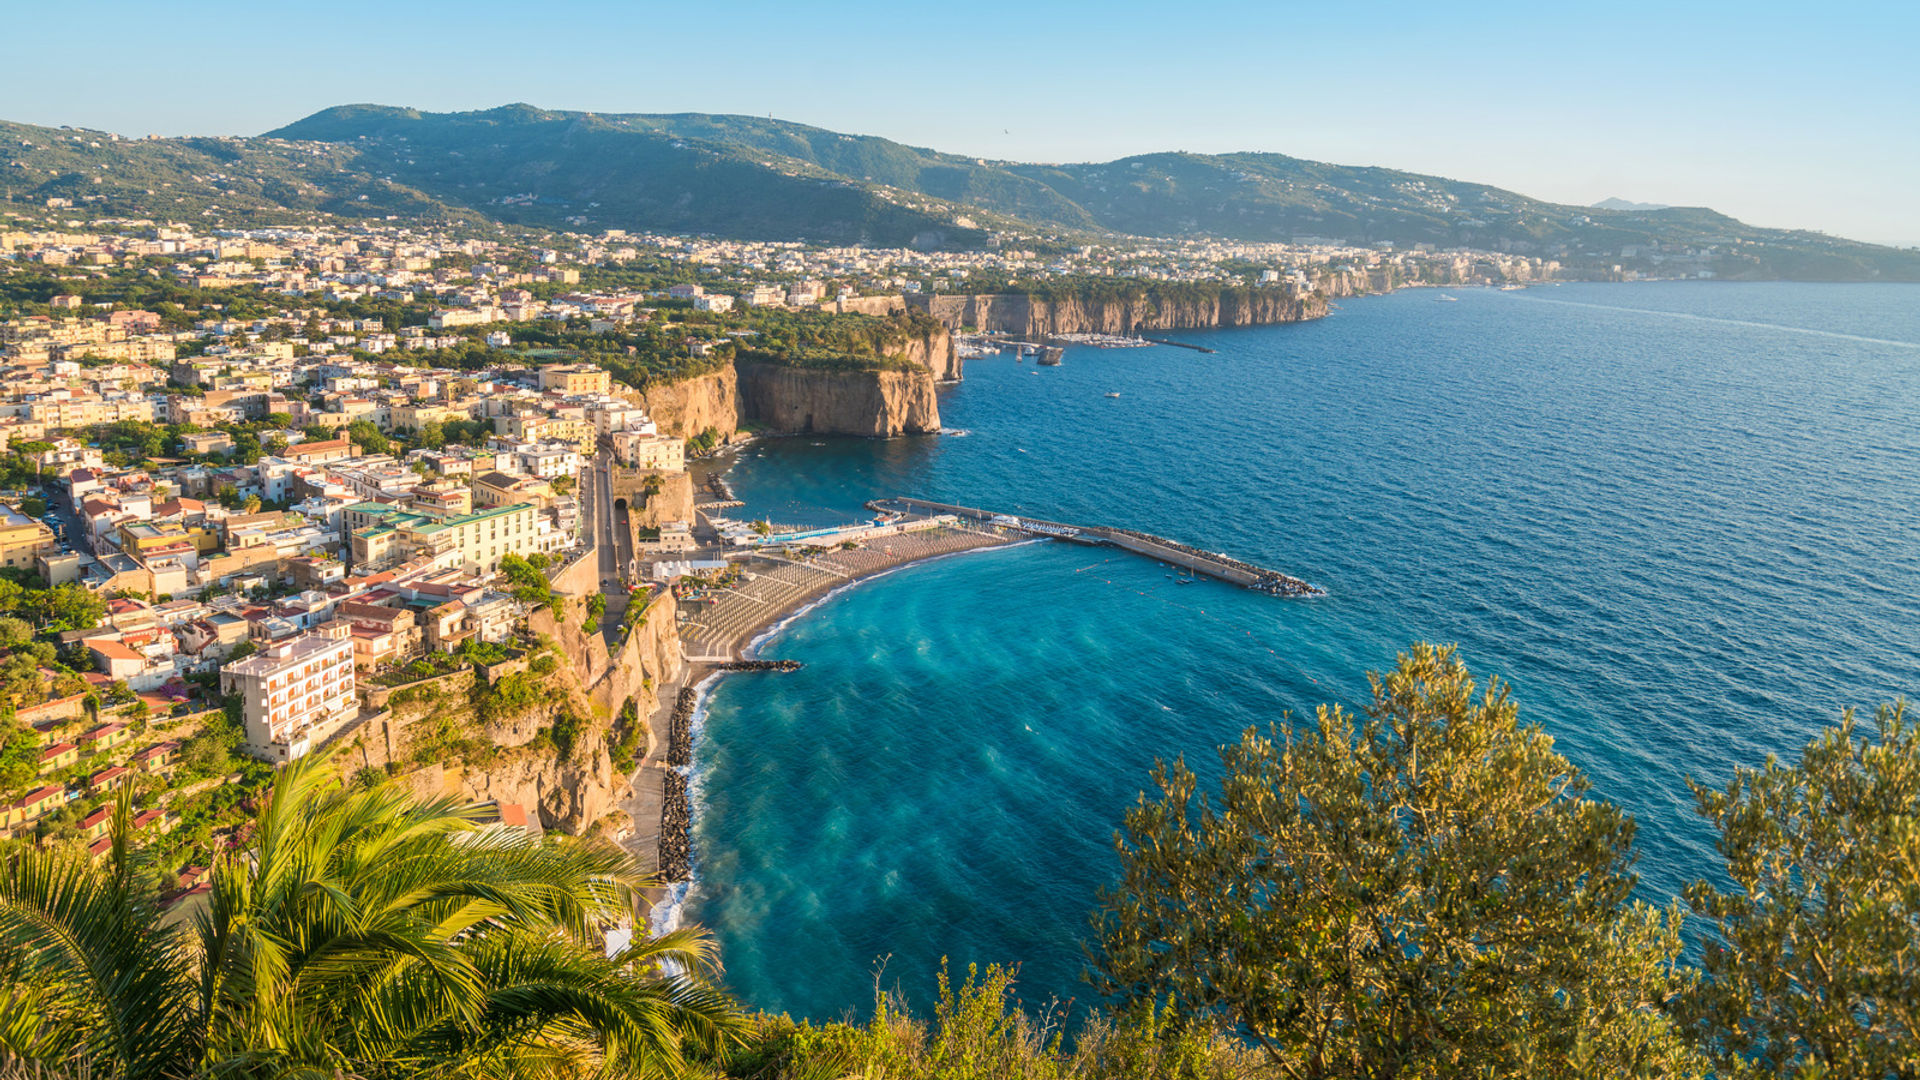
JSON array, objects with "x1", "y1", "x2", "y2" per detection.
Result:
[{"x1": 0, "y1": 752, "x2": 739, "y2": 1079}]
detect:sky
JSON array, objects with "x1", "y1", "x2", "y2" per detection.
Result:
[{"x1": 5, "y1": 0, "x2": 1916, "y2": 246}]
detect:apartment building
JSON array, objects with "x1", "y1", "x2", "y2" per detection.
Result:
[
  {"x1": 611, "y1": 431, "x2": 685, "y2": 472},
  {"x1": 0, "y1": 505, "x2": 57, "y2": 572},
  {"x1": 348, "y1": 501, "x2": 545, "y2": 575},
  {"x1": 536, "y1": 363, "x2": 611, "y2": 395},
  {"x1": 219, "y1": 625, "x2": 357, "y2": 762}
]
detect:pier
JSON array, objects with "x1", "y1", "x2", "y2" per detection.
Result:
[
  {"x1": 1143, "y1": 337, "x2": 1216, "y2": 353},
  {"x1": 868, "y1": 497, "x2": 1322, "y2": 597}
]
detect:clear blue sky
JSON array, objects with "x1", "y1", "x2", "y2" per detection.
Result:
[{"x1": 6, "y1": 0, "x2": 1916, "y2": 246}]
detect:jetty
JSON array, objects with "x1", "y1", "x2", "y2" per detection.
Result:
[
  {"x1": 1143, "y1": 337, "x2": 1216, "y2": 354},
  {"x1": 868, "y1": 497, "x2": 1322, "y2": 596}
]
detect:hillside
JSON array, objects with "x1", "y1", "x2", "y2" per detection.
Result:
[
  {"x1": 0, "y1": 118, "x2": 472, "y2": 227},
  {"x1": 4, "y1": 104, "x2": 1916, "y2": 279}
]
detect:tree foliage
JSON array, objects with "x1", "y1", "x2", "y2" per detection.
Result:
[
  {"x1": 1677, "y1": 703, "x2": 1920, "y2": 1077},
  {"x1": 346, "y1": 418, "x2": 389, "y2": 455},
  {"x1": 1092, "y1": 644, "x2": 1706, "y2": 1078},
  {"x1": 0, "y1": 752, "x2": 741, "y2": 1078}
]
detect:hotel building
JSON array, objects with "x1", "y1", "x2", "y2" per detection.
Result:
[{"x1": 220, "y1": 625, "x2": 357, "y2": 762}]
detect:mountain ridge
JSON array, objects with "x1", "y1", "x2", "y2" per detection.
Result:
[{"x1": 2, "y1": 103, "x2": 1913, "y2": 280}]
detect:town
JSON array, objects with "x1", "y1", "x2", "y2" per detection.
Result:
[{"x1": 0, "y1": 210, "x2": 1564, "y2": 898}]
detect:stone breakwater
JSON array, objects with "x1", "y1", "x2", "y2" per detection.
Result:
[
  {"x1": 1097, "y1": 526, "x2": 1323, "y2": 597},
  {"x1": 870, "y1": 498, "x2": 1324, "y2": 598},
  {"x1": 656, "y1": 686, "x2": 700, "y2": 883}
]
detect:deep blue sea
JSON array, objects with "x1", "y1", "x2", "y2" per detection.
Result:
[{"x1": 676, "y1": 282, "x2": 1920, "y2": 1023}]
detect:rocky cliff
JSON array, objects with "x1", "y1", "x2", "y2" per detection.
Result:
[
  {"x1": 537, "y1": 551, "x2": 684, "y2": 726},
  {"x1": 340, "y1": 658, "x2": 636, "y2": 836},
  {"x1": 899, "y1": 325, "x2": 963, "y2": 381},
  {"x1": 637, "y1": 367, "x2": 741, "y2": 441},
  {"x1": 632, "y1": 327, "x2": 955, "y2": 440},
  {"x1": 736, "y1": 362, "x2": 941, "y2": 437},
  {"x1": 910, "y1": 290, "x2": 1330, "y2": 335}
]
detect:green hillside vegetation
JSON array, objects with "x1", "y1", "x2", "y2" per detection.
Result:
[
  {"x1": 264, "y1": 104, "x2": 996, "y2": 249},
  {"x1": 0, "y1": 119, "x2": 472, "y2": 228},
  {"x1": 734, "y1": 309, "x2": 948, "y2": 372},
  {"x1": 7, "y1": 105, "x2": 1917, "y2": 278}
]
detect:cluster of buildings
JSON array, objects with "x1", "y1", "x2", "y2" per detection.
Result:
[
  {"x1": 573, "y1": 228, "x2": 1566, "y2": 294},
  {"x1": 0, "y1": 217, "x2": 1569, "y2": 357},
  {"x1": 0, "y1": 312, "x2": 690, "y2": 774}
]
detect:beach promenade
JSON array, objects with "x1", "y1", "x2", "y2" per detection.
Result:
[{"x1": 675, "y1": 524, "x2": 1013, "y2": 661}]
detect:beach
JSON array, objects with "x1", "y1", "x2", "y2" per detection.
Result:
[{"x1": 619, "y1": 523, "x2": 1017, "y2": 892}]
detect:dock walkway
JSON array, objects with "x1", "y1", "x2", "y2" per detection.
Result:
[{"x1": 869, "y1": 497, "x2": 1321, "y2": 597}]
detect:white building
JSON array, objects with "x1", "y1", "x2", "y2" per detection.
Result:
[
  {"x1": 692, "y1": 294, "x2": 734, "y2": 313},
  {"x1": 428, "y1": 306, "x2": 501, "y2": 330},
  {"x1": 612, "y1": 431, "x2": 685, "y2": 472},
  {"x1": 517, "y1": 445, "x2": 580, "y2": 480},
  {"x1": 220, "y1": 625, "x2": 358, "y2": 762}
]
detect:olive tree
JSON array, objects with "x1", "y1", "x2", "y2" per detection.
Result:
[
  {"x1": 1679, "y1": 703, "x2": 1920, "y2": 1077},
  {"x1": 1092, "y1": 643, "x2": 1705, "y2": 1078}
]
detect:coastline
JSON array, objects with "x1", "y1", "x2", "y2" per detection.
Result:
[{"x1": 623, "y1": 525, "x2": 1028, "y2": 924}]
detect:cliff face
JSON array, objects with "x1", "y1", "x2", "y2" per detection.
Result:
[
  {"x1": 342, "y1": 662, "x2": 637, "y2": 836},
  {"x1": 635, "y1": 327, "x2": 955, "y2": 440},
  {"x1": 736, "y1": 362, "x2": 941, "y2": 437},
  {"x1": 426, "y1": 744, "x2": 626, "y2": 836},
  {"x1": 899, "y1": 325, "x2": 963, "y2": 381},
  {"x1": 725, "y1": 325, "x2": 953, "y2": 437},
  {"x1": 349, "y1": 568, "x2": 688, "y2": 836},
  {"x1": 912, "y1": 290, "x2": 1330, "y2": 335},
  {"x1": 537, "y1": 556, "x2": 683, "y2": 726},
  {"x1": 638, "y1": 367, "x2": 740, "y2": 440}
]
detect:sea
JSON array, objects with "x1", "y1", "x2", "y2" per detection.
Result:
[{"x1": 671, "y1": 282, "x2": 1920, "y2": 1023}]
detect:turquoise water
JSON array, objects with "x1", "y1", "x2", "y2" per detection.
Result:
[{"x1": 680, "y1": 282, "x2": 1920, "y2": 1022}]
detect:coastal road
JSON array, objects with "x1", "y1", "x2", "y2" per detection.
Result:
[{"x1": 587, "y1": 448, "x2": 634, "y2": 647}]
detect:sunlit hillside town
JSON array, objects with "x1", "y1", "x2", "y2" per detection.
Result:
[{"x1": 0, "y1": 214, "x2": 1567, "y2": 858}]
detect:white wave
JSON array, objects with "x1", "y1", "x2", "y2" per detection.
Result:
[{"x1": 1506, "y1": 294, "x2": 1920, "y2": 350}]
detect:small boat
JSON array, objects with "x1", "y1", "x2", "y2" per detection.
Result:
[
  {"x1": 1105, "y1": 392, "x2": 1121, "y2": 399},
  {"x1": 1436, "y1": 294, "x2": 1459, "y2": 302}
]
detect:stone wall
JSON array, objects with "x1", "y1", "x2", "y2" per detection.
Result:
[{"x1": 359, "y1": 667, "x2": 474, "y2": 710}]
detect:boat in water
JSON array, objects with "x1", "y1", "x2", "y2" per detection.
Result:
[{"x1": 1105, "y1": 392, "x2": 1121, "y2": 398}]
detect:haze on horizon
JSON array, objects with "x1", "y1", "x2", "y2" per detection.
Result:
[{"x1": 5, "y1": 0, "x2": 1915, "y2": 248}]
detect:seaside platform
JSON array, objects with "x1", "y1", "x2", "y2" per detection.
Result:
[{"x1": 868, "y1": 497, "x2": 1322, "y2": 597}]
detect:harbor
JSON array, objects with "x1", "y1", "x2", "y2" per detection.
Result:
[{"x1": 867, "y1": 497, "x2": 1323, "y2": 597}]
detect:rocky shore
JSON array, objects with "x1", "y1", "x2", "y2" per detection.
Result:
[
  {"x1": 655, "y1": 686, "x2": 700, "y2": 883},
  {"x1": 714, "y1": 659, "x2": 803, "y2": 672}
]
